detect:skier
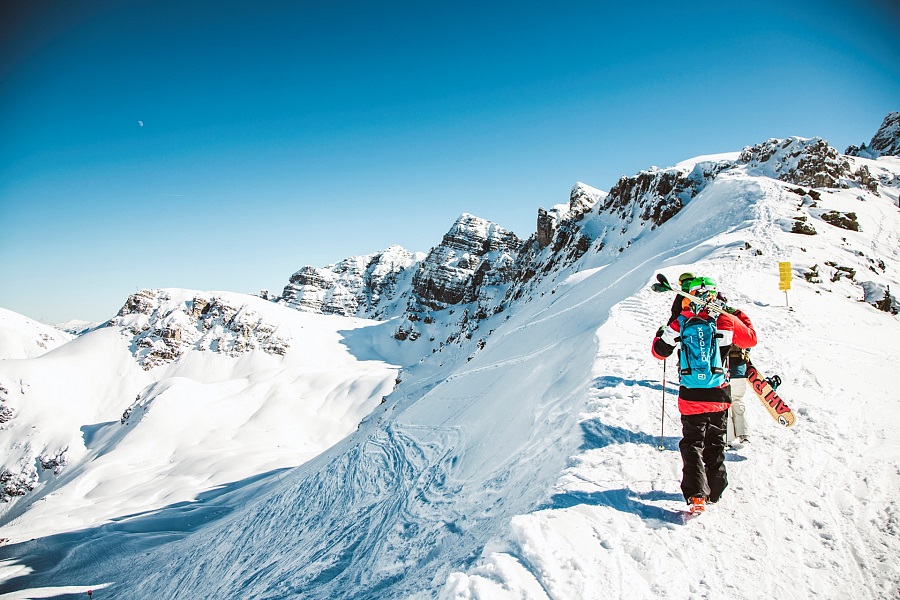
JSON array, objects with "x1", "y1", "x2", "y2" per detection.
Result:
[
  {"x1": 651, "y1": 276, "x2": 757, "y2": 513},
  {"x1": 726, "y1": 345, "x2": 751, "y2": 446},
  {"x1": 667, "y1": 272, "x2": 696, "y2": 322}
]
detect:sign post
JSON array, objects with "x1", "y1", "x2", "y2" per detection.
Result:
[{"x1": 778, "y1": 261, "x2": 792, "y2": 309}]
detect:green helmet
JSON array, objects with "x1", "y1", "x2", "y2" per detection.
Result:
[
  {"x1": 687, "y1": 276, "x2": 717, "y2": 292},
  {"x1": 678, "y1": 272, "x2": 696, "y2": 292},
  {"x1": 688, "y1": 276, "x2": 718, "y2": 311}
]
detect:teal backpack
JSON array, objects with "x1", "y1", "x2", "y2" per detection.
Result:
[{"x1": 676, "y1": 315, "x2": 726, "y2": 388}]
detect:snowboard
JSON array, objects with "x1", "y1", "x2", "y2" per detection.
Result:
[{"x1": 746, "y1": 361, "x2": 796, "y2": 427}]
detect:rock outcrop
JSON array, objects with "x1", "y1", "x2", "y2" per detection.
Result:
[
  {"x1": 276, "y1": 216, "x2": 523, "y2": 343},
  {"x1": 410, "y1": 214, "x2": 522, "y2": 311},
  {"x1": 599, "y1": 160, "x2": 728, "y2": 228},
  {"x1": 279, "y1": 246, "x2": 421, "y2": 320},
  {"x1": 111, "y1": 290, "x2": 290, "y2": 370},
  {"x1": 537, "y1": 183, "x2": 606, "y2": 248},
  {"x1": 846, "y1": 112, "x2": 900, "y2": 159},
  {"x1": 1, "y1": 460, "x2": 38, "y2": 502},
  {"x1": 739, "y1": 137, "x2": 853, "y2": 189}
]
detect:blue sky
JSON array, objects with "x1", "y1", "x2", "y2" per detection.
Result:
[{"x1": 2, "y1": 0, "x2": 899, "y2": 324}]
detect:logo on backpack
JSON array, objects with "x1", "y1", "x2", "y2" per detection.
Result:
[{"x1": 676, "y1": 315, "x2": 725, "y2": 388}]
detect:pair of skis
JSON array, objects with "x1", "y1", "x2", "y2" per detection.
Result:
[{"x1": 652, "y1": 274, "x2": 797, "y2": 427}]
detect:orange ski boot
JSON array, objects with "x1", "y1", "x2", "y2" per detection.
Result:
[{"x1": 689, "y1": 496, "x2": 706, "y2": 514}]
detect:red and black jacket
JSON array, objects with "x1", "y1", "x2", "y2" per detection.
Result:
[{"x1": 652, "y1": 307, "x2": 757, "y2": 415}]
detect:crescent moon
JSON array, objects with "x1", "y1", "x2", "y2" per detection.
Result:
[{"x1": 138, "y1": 121, "x2": 143, "y2": 127}]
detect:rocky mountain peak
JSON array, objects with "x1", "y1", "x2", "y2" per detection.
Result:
[
  {"x1": 738, "y1": 137, "x2": 852, "y2": 188},
  {"x1": 274, "y1": 214, "x2": 523, "y2": 344},
  {"x1": 846, "y1": 112, "x2": 900, "y2": 159},
  {"x1": 111, "y1": 289, "x2": 290, "y2": 370},
  {"x1": 537, "y1": 183, "x2": 606, "y2": 248},
  {"x1": 594, "y1": 159, "x2": 729, "y2": 232},
  {"x1": 278, "y1": 245, "x2": 421, "y2": 319},
  {"x1": 409, "y1": 214, "x2": 522, "y2": 312}
]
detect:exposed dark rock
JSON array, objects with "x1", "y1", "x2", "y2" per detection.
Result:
[
  {"x1": 852, "y1": 165, "x2": 879, "y2": 194},
  {"x1": 39, "y1": 449, "x2": 68, "y2": 474},
  {"x1": 536, "y1": 207, "x2": 554, "y2": 248},
  {"x1": 739, "y1": 137, "x2": 852, "y2": 188},
  {"x1": 1, "y1": 464, "x2": 38, "y2": 501},
  {"x1": 824, "y1": 261, "x2": 856, "y2": 282},
  {"x1": 113, "y1": 291, "x2": 290, "y2": 369},
  {"x1": 846, "y1": 112, "x2": 900, "y2": 158},
  {"x1": 791, "y1": 218, "x2": 817, "y2": 235},
  {"x1": 820, "y1": 211, "x2": 860, "y2": 231},
  {"x1": 804, "y1": 264, "x2": 822, "y2": 283},
  {"x1": 116, "y1": 289, "x2": 158, "y2": 317},
  {"x1": 875, "y1": 286, "x2": 898, "y2": 315},
  {"x1": 411, "y1": 214, "x2": 521, "y2": 311},
  {"x1": 537, "y1": 183, "x2": 605, "y2": 248},
  {"x1": 279, "y1": 246, "x2": 419, "y2": 319}
]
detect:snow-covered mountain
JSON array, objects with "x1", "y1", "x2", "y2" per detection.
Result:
[
  {"x1": 0, "y1": 290, "x2": 401, "y2": 538},
  {"x1": 0, "y1": 308, "x2": 73, "y2": 361},
  {"x1": 278, "y1": 245, "x2": 425, "y2": 320},
  {"x1": 277, "y1": 213, "x2": 524, "y2": 344},
  {"x1": 1, "y1": 114, "x2": 899, "y2": 599},
  {"x1": 276, "y1": 136, "x2": 897, "y2": 341}
]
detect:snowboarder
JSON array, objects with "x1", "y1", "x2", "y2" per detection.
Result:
[
  {"x1": 651, "y1": 276, "x2": 757, "y2": 513},
  {"x1": 726, "y1": 345, "x2": 751, "y2": 446}
]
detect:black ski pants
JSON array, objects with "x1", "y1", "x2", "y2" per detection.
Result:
[{"x1": 679, "y1": 410, "x2": 728, "y2": 503}]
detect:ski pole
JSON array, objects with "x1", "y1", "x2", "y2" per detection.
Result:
[{"x1": 659, "y1": 358, "x2": 666, "y2": 450}]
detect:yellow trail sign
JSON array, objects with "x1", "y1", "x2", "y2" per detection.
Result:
[
  {"x1": 778, "y1": 261, "x2": 792, "y2": 280},
  {"x1": 779, "y1": 262, "x2": 792, "y2": 304}
]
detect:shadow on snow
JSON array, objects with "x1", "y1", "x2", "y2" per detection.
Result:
[
  {"x1": 544, "y1": 489, "x2": 687, "y2": 524},
  {"x1": 570, "y1": 375, "x2": 693, "y2": 524},
  {"x1": 0, "y1": 468, "x2": 289, "y2": 599},
  {"x1": 592, "y1": 375, "x2": 679, "y2": 396},
  {"x1": 580, "y1": 419, "x2": 681, "y2": 452}
]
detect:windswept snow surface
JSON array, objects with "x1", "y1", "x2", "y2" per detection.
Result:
[{"x1": 2, "y1": 159, "x2": 900, "y2": 599}]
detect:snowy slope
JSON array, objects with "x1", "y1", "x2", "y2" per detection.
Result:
[
  {"x1": 1, "y1": 143, "x2": 899, "y2": 600},
  {"x1": 445, "y1": 171, "x2": 900, "y2": 599},
  {"x1": 0, "y1": 291, "x2": 402, "y2": 544},
  {"x1": 0, "y1": 308, "x2": 73, "y2": 360}
]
